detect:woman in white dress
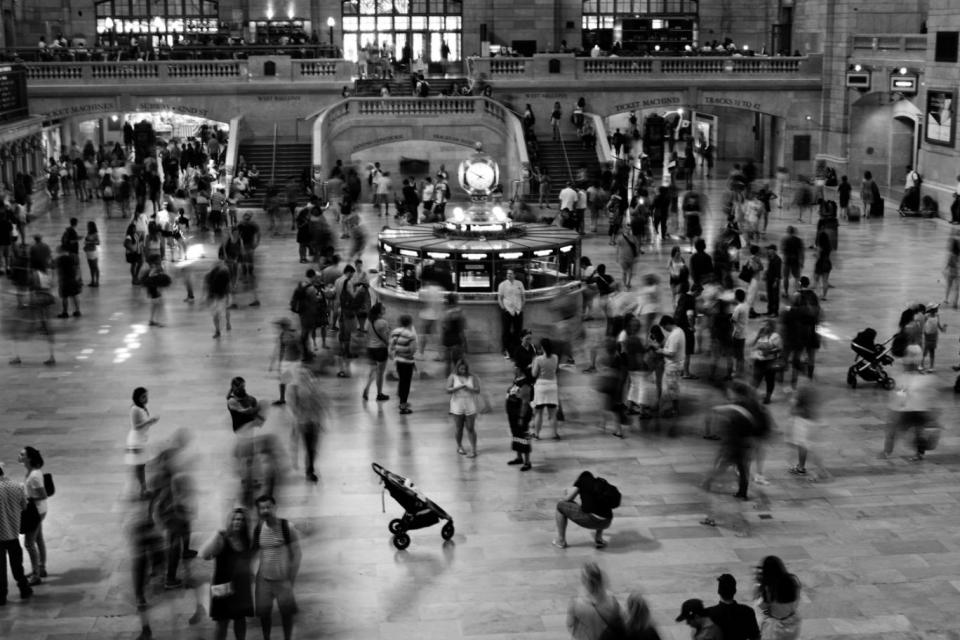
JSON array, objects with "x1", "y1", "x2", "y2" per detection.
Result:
[
  {"x1": 126, "y1": 387, "x2": 158, "y2": 500},
  {"x1": 446, "y1": 360, "x2": 482, "y2": 457},
  {"x1": 532, "y1": 338, "x2": 561, "y2": 439}
]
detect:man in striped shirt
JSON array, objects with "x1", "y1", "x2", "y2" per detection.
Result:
[
  {"x1": 0, "y1": 462, "x2": 33, "y2": 604},
  {"x1": 254, "y1": 495, "x2": 301, "y2": 640}
]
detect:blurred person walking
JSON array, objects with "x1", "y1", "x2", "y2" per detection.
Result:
[
  {"x1": 205, "y1": 260, "x2": 233, "y2": 339},
  {"x1": 389, "y1": 314, "x2": 419, "y2": 414},
  {"x1": 201, "y1": 508, "x2": 254, "y2": 640},
  {"x1": 267, "y1": 318, "x2": 302, "y2": 405},
  {"x1": 787, "y1": 381, "x2": 830, "y2": 481},
  {"x1": 881, "y1": 345, "x2": 937, "y2": 461},
  {"x1": 622, "y1": 592, "x2": 662, "y2": 640},
  {"x1": 287, "y1": 365, "x2": 325, "y2": 482},
  {"x1": 362, "y1": 302, "x2": 391, "y2": 402},
  {"x1": 565, "y1": 561, "x2": 623, "y2": 638}
]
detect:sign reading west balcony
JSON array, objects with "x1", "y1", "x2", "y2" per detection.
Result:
[{"x1": 0, "y1": 65, "x2": 28, "y2": 124}]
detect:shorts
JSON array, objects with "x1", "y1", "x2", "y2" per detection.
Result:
[
  {"x1": 368, "y1": 347, "x2": 388, "y2": 363},
  {"x1": 556, "y1": 500, "x2": 611, "y2": 531},
  {"x1": 255, "y1": 577, "x2": 297, "y2": 617}
]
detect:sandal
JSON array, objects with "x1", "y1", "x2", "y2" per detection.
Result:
[
  {"x1": 788, "y1": 466, "x2": 806, "y2": 475},
  {"x1": 699, "y1": 518, "x2": 717, "y2": 527},
  {"x1": 457, "y1": 447, "x2": 467, "y2": 455},
  {"x1": 551, "y1": 539, "x2": 568, "y2": 549}
]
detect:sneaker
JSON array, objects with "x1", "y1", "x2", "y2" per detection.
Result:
[
  {"x1": 72, "y1": 311, "x2": 82, "y2": 317},
  {"x1": 375, "y1": 394, "x2": 390, "y2": 401},
  {"x1": 788, "y1": 466, "x2": 807, "y2": 475},
  {"x1": 753, "y1": 474, "x2": 770, "y2": 485},
  {"x1": 27, "y1": 574, "x2": 41, "y2": 586}
]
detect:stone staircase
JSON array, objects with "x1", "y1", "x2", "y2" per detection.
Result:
[
  {"x1": 353, "y1": 74, "x2": 468, "y2": 97},
  {"x1": 529, "y1": 137, "x2": 601, "y2": 202},
  {"x1": 236, "y1": 142, "x2": 312, "y2": 206}
]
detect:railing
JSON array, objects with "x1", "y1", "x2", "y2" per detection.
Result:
[
  {"x1": 2, "y1": 43, "x2": 340, "y2": 63},
  {"x1": 469, "y1": 54, "x2": 818, "y2": 80},
  {"x1": 851, "y1": 34, "x2": 928, "y2": 52},
  {"x1": 355, "y1": 97, "x2": 477, "y2": 116},
  {"x1": 24, "y1": 59, "x2": 247, "y2": 82}
]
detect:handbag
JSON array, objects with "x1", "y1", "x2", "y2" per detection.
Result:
[
  {"x1": 210, "y1": 582, "x2": 235, "y2": 599},
  {"x1": 20, "y1": 499, "x2": 40, "y2": 534}
]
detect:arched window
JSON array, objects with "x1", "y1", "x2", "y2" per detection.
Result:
[
  {"x1": 341, "y1": 0, "x2": 462, "y2": 64},
  {"x1": 95, "y1": 0, "x2": 220, "y2": 45}
]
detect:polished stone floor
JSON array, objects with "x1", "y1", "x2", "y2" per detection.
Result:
[{"x1": 1, "y1": 183, "x2": 959, "y2": 640}]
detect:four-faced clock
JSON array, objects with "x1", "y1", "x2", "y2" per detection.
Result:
[{"x1": 458, "y1": 155, "x2": 499, "y2": 196}]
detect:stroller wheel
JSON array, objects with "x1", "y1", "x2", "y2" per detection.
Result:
[
  {"x1": 441, "y1": 522, "x2": 455, "y2": 541},
  {"x1": 392, "y1": 533, "x2": 411, "y2": 550},
  {"x1": 883, "y1": 377, "x2": 896, "y2": 390},
  {"x1": 388, "y1": 519, "x2": 404, "y2": 534},
  {"x1": 847, "y1": 368, "x2": 857, "y2": 388}
]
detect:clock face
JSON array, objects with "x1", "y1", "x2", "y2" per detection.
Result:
[{"x1": 466, "y1": 162, "x2": 496, "y2": 191}]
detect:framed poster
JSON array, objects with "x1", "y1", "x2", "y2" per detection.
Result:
[{"x1": 925, "y1": 88, "x2": 955, "y2": 147}]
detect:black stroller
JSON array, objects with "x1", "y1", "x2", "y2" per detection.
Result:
[
  {"x1": 372, "y1": 462, "x2": 455, "y2": 550},
  {"x1": 847, "y1": 328, "x2": 896, "y2": 389}
]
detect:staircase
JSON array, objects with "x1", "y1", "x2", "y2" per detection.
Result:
[
  {"x1": 354, "y1": 75, "x2": 468, "y2": 97},
  {"x1": 530, "y1": 137, "x2": 600, "y2": 202},
  {"x1": 236, "y1": 142, "x2": 312, "y2": 206}
]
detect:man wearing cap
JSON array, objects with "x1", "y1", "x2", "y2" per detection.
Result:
[
  {"x1": 0, "y1": 461, "x2": 33, "y2": 604},
  {"x1": 675, "y1": 598, "x2": 722, "y2": 640},
  {"x1": 705, "y1": 574, "x2": 759, "y2": 640}
]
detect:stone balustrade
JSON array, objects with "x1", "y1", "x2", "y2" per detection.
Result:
[
  {"x1": 469, "y1": 54, "x2": 819, "y2": 81},
  {"x1": 852, "y1": 33, "x2": 928, "y2": 53}
]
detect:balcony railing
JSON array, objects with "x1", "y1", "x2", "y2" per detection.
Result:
[
  {"x1": 24, "y1": 58, "x2": 358, "y2": 84},
  {"x1": 470, "y1": 54, "x2": 818, "y2": 80},
  {"x1": 2, "y1": 44, "x2": 341, "y2": 63}
]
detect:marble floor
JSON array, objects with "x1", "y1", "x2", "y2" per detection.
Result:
[{"x1": 1, "y1": 184, "x2": 960, "y2": 640}]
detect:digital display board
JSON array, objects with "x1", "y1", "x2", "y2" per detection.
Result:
[{"x1": 0, "y1": 65, "x2": 28, "y2": 124}]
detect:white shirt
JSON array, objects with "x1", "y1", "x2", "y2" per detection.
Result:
[
  {"x1": 732, "y1": 302, "x2": 750, "y2": 339},
  {"x1": 576, "y1": 189, "x2": 588, "y2": 209},
  {"x1": 905, "y1": 170, "x2": 919, "y2": 190},
  {"x1": 421, "y1": 183, "x2": 435, "y2": 202},
  {"x1": 662, "y1": 327, "x2": 686, "y2": 373},
  {"x1": 497, "y1": 278, "x2": 525, "y2": 315},
  {"x1": 559, "y1": 186, "x2": 578, "y2": 211}
]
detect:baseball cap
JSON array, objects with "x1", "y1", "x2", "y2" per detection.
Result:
[{"x1": 675, "y1": 598, "x2": 706, "y2": 622}]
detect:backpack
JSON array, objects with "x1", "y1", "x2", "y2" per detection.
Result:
[
  {"x1": 593, "y1": 476, "x2": 621, "y2": 510},
  {"x1": 891, "y1": 331, "x2": 908, "y2": 358},
  {"x1": 290, "y1": 282, "x2": 308, "y2": 314},
  {"x1": 795, "y1": 289, "x2": 820, "y2": 323},
  {"x1": 43, "y1": 473, "x2": 55, "y2": 497}
]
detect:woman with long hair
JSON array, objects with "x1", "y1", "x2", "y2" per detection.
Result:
[
  {"x1": 755, "y1": 555, "x2": 802, "y2": 640},
  {"x1": 201, "y1": 508, "x2": 254, "y2": 640},
  {"x1": 362, "y1": 302, "x2": 390, "y2": 402},
  {"x1": 126, "y1": 387, "x2": 159, "y2": 500},
  {"x1": 531, "y1": 337, "x2": 561, "y2": 439},
  {"x1": 83, "y1": 220, "x2": 100, "y2": 286},
  {"x1": 19, "y1": 446, "x2": 48, "y2": 584},
  {"x1": 623, "y1": 592, "x2": 661, "y2": 640},
  {"x1": 446, "y1": 359, "x2": 481, "y2": 457}
]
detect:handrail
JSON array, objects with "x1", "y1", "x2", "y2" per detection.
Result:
[
  {"x1": 270, "y1": 123, "x2": 278, "y2": 186},
  {"x1": 584, "y1": 112, "x2": 615, "y2": 165},
  {"x1": 557, "y1": 133, "x2": 574, "y2": 183}
]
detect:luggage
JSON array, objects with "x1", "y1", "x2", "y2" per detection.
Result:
[
  {"x1": 847, "y1": 203, "x2": 861, "y2": 221},
  {"x1": 870, "y1": 197, "x2": 884, "y2": 217}
]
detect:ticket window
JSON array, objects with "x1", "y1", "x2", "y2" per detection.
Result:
[
  {"x1": 381, "y1": 253, "x2": 402, "y2": 289},
  {"x1": 457, "y1": 262, "x2": 492, "y2": 291}
]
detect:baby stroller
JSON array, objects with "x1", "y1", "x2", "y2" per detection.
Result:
[
  {"x1": 372, "y1": 462, "x2": 455, "y2": 550},
  {"x1": 847, "y1": 328, "x2": 896, "y2": 389}
]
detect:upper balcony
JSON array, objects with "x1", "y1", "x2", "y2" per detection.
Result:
[
  {"x1": 850, "y1": 33, "x2": 928, "y2": 67},
  {"x1": 467, "y1": 53, "x2": 822, "y2": 89}
]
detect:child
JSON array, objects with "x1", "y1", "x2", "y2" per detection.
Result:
[
  {"x1": 505, "y1": 370, "x2": 533, "y2": 470},
  {"x1": 922, "y1": 304, "x2": 947, "y2": 372}
]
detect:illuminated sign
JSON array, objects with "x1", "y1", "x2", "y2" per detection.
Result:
[
  {"x1": 399, "y1": 249, "x2": 418, "y2": 257},
  {"x1": 533, "y1": 249, "x2": 553, "y2": 257},
  {"x1": 499, "y1": 252, "x2": 523, "y2": 259},
  {"x1": 462, "y1": 253, "x2": 488, "y2": 260},
  {"x1": 426, "y1": 252, "x2": 450, "y2": 259},
  {"x1": 889, "y1": 75, "x2": 917, "y2": 94}
]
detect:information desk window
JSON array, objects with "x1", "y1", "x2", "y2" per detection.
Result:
[
  {"x1": 457, "y1": 263, "x2": 491, "y2": 289},
  {"x1": 380, "y1": 253, "x2": 420, "y2": 289}
]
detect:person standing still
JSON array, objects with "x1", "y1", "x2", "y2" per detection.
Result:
[
  {"x1": 497, "y1": 269, "x2": 525, "y2": 358},
  {"x1": 0, "y1": 461, "x2": 33, "y2": 604},
  {"x1": 253, "y1": 496, "x2": 301, "y2": 640}
]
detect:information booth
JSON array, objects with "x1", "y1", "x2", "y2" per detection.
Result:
[{"x1": 372, "y1": 143, "x2": 584, "y2": 352}]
